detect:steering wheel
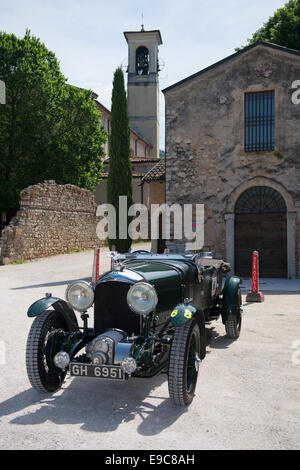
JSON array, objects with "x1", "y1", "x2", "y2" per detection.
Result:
[{"x1": 131, "y1": 250, "x2": 150, "y2": 254}]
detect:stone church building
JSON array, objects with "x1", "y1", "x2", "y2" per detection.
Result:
[{"x1": 163, "y1": 40, "x2": 300, "y2": 279}]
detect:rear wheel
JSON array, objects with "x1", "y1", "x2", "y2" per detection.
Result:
[
  {"x1": 26, "y1": 310, "x2": 69, "y2": 393},
  {"x1": 225, "y1": 288, "x2": 242, "y2": 339},
  {"x1": 168, "y1": 319, "x2": 201, "y2": 406}
]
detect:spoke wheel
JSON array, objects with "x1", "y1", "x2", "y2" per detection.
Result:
[
  {"x1": 168, "y1": 319, "x2": 201, "y2": 406},
  {"x1": 26, "y1": 310, "x2": 69, "y2": 393}
]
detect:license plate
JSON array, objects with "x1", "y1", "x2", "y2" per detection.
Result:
[{"x1": 70, "y1": 363, "x2": 125, "y2": 380}]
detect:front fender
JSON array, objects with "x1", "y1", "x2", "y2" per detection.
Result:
[
  {"x1": 169, "y1": 303, "x2": 198, "y2": 327},
  {"x1": 27, "y1": 297, "x2": 79, "y2": 332},
  {"x1": 221, "y1": 276, "x2": 241, "y2": 324}
]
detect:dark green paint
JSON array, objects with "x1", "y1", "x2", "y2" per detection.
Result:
[
  {"x1": 133, "y1": 359, "x2": 168, "y2": 378},
  {"x1": 221, "y1": 276, "x2": 241, "y2": 324},
  {"x1": 123, "y1": 258, "x2": 197, "y2": 314},
  {"x1": 169, "y1": 303, "x2": 198, "y2": 327},
  {"x1": 27, "y1": 297, "x2": 62, "y2": 317},
  {"x1": 27, "y1": 297, "x2": 79, "y2": 331}
]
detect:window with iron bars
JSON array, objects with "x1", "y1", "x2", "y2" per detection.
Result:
[{"x1": 244, "y1": 91, "x2": 275, "y2": 152}]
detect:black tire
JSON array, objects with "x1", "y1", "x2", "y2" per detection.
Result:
[
  {"x1": 26, "y1": 310, "x2": 69, "y2": 393},
  {"x1": 168, "y1": 318, "x2": 201, "y2": 406},
  {"x1": 225, "y1": 288, "x2": 242, "y2": 340},
  {"x1": 197, "y1": 311, "x2": 206, "y2": 360}
]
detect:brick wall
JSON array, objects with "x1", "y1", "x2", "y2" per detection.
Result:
[{"x1": 0, "y1": 181, "x2": 104, "y2": 264}]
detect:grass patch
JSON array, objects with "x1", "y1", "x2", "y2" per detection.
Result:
[{"x1": 67, "y1": 247, "x2": 83, "y2": 254}]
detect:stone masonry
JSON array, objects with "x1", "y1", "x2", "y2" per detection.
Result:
[
  {"x1": 163, "y1": 42, "x2": 300, "y2": 278},
  {"x1": 0, "y1": 181, "x2": 103, "y2": 264}
]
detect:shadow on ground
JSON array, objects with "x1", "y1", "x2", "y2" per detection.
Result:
[
  {"x1": 254, "y1": 290, "x2": 300, "y2": 295},
  {"x1": 206, "y1": 327, "x2": 236, "y2": 350},
  {"x1": 0, "y1": 374, "x2": 187, "y2": 436},
  {"x1": 241, "y1": 289, "x2": 300, "y2": 297}
]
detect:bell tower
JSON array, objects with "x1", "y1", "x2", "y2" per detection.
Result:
[{"x1": 124, "y1": 27, "x2": 162, "y2": 159}]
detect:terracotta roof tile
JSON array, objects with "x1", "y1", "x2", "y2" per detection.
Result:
[{"x1": 142, "y1": 159, "x2": 165, "y2": 183}]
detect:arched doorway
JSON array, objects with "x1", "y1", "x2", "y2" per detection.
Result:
[{"x1": 235, "y1": 186, "x2": 287, "y2": 278}]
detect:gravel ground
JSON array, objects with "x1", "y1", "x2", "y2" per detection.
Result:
[{"x1": 0, "y1": 245, "x2": 299, "y2": 450}]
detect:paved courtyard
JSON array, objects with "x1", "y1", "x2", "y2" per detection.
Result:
[{"x1": 0, "y1": 246, "x2": 299, "y2": 450}]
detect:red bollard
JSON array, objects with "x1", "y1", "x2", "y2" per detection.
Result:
[
  {"x1": 92, "y1": 248, "x2": 100, "y2": 284},
  {"x1": 246, "y1": 251, "x2": 265, "y2": 302}
]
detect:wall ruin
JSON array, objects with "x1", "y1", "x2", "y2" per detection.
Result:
[{"x1": 0, "y1": 181, "x2": 103, "y2": 264}]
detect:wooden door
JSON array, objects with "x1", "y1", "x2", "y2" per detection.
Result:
[{"x1": 235, "y1": 213, "x2": 287, "y2": 278}]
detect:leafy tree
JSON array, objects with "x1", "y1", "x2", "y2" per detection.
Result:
[
  {"x1": 106, "y1": 67, "x2": 133, "y2": 253},
  {"x1": 236, "y1": 0, "x2": 300, "y2": 51},
  {"x1": 0, "y1": 30, "x2": 106, "y2": 213}
]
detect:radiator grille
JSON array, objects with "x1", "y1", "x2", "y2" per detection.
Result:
[{"x1": 94, "y1": 281, "x2": 141, "y2": 336}]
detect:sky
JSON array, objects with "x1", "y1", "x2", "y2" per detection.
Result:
[{"x1": 1, "y1": 0, "x2": 288, "y2": 149}]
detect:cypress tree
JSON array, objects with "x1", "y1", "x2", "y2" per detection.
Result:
[{"x1": 107, "y1": 67, "x2": 133, "y2": 252}]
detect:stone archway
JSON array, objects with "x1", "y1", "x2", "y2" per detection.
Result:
[
  {"x1": 224, "y1": 177, "x2": 296, "y2": 279},
  {"x1": 235, "y1": 186, "x2": 287, "y2": 278}
]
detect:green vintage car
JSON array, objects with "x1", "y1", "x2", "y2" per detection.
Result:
[{"x1": 26, "y1": 251, "x2": 242, "y2": 406}]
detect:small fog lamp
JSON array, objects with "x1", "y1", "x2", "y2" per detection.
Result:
[
  {"x1": 121, "y1": 357, "x2": 137, "y2": 375},
  {"x1": 53, "y1": 351, "x2": 70, "y2": 370}
]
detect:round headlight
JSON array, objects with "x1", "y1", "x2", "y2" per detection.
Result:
[
  {"x1": 127, "y1": 282, "x2": 158, "y2": 315},
  {"x1": 65, "y1": 281, "x2": 94, "y2": 312}
]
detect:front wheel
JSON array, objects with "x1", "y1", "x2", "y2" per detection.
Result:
[
  {"x1": 26, "y1": 310, "x2": 69, "y2": 393},
  {"x1": 168, "y1": 319, "x2": 201, "y2": 406}
]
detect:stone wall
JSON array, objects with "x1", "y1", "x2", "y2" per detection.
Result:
[
  {"x1": 0, "y1": 181, "x2": 103, "y2": 264},
  {"x1": 164, "y1": 43, "x2": 300, "y2": 278}
]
